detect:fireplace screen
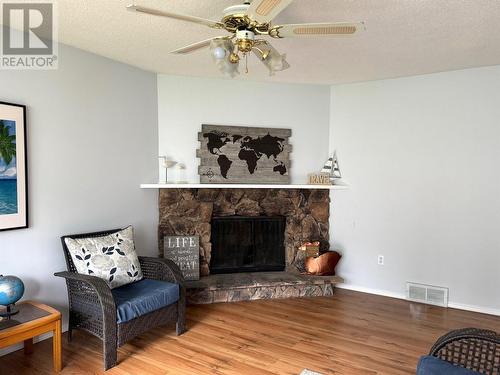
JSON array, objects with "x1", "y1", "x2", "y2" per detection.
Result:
[{"x1": 210, "y1": 216, "x2": 286, "y2": 274}]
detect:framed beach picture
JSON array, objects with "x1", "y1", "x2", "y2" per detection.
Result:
[{"x1": 0, "y1": 101, "x2": 27, "y2": 231}]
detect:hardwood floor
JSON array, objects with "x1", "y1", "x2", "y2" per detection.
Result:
[{"x1": 1, "y1": 289, "x2": 499, "y2": 375}]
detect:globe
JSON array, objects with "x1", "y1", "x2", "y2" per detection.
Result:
[{"x1": 0, "y1": 275, "x2": 25, "y2": 307}]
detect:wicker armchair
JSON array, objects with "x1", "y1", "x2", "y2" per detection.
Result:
[
  {"x1": 429, "y1": 328, "x2": 500, "y2": 374},
  {"x1": 54, "y1": 228, "x2": 186, "y2": 370}
]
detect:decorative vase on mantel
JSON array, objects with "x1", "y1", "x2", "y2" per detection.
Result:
[{"x1": 174, "y1": 163, "x2": 187, "y2": 184}]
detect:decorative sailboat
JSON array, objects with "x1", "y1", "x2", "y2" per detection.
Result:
[{"x1": 321, "y1": 151, "x2": 342, "y2": 182}]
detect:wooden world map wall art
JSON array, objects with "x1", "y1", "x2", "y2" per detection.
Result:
[{"x1": 197, "y1": 125, "x2": 291, "y2": 184}]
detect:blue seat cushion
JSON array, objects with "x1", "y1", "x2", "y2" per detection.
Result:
[
  {"x1": 417, "y1": 356, "x2": 480, "y2": 375},
  {"x1": 111, "y1": 279, "x2": 179, "y2": 324}
]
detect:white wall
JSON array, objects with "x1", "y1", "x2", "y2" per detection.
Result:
[
  {"x1": 0, "y1": 44, "x2": 159, "y2": 348},
  {"x1": 157, "y1": 75, "x2": 331, "y2": 184},
  {"x1": 330, "y1": 65, "x2": 500, "y2": 313}
]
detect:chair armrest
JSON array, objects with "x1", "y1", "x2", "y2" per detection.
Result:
[
  {"x1": 55, "y1": 270, "x2": 107, "y2": 285},
  {"x1": 429, "y1": 328, "x2": 500, "y2": 373},
  {"x1": 54, "y1": 271, "x2": 113, "y2": 301},
  {"x1": 54, "y1": 271, "x2": 117, "y2": 323},
  {"x1": 138, "y1": 257, "x2": 186, "y2": 286}
]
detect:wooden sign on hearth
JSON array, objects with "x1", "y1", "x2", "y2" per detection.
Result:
[{"x1": 164, "y1": 236, "x2": 200, "y2": 280}]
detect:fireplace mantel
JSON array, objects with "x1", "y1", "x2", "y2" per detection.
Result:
[{"x1": 141, "y1": 183, "x2": 348, "y2": 190}]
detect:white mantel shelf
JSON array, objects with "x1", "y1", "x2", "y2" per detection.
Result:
[{"x1": 140, "y1": 183, "x2": 348, "y2": 190}]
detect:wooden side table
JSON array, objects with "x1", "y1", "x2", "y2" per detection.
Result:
[{"x1": 0, "y1": 301, "x2": 62, "y2": 372}]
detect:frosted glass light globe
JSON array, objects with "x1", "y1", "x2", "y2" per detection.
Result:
[{"x1": 212, "y1": 47, "x2": 226, "y2": 60}]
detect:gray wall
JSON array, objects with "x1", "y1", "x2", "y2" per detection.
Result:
[
  {"x1": 0, "y1": 44, "x2": 159, "y2": 341},
  {"x1": 330, "y1": 65, "x2": 500, "y2": 314}
]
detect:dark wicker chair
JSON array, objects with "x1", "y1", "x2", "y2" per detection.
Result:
[
  {"x1": 429, "y1": 328, "x2": 500, "y2": 374},
  {"x1": 54, "y1": 228, "x2": 186, "y2": 371}
]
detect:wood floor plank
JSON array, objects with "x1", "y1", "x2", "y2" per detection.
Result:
[{"x1": 0, "y1": 289, "x2": 499, "y2": 375}]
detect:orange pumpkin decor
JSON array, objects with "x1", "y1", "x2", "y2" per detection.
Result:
[{"x1": 304, "y1": 251, "x2": 342, "y2": 276}]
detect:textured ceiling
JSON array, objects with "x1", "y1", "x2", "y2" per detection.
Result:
[{"x1": 53, "y1": 0, "x2": 500, "y2": 84}]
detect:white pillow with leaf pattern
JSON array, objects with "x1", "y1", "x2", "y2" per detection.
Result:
[{"x1": 64, "y1": 226, "x2": 143, "y2": 289}]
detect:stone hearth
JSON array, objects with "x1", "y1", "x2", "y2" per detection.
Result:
[
  {"x1": 186, "y1": 272, "x2": 343, "y2": 304},
  {"x1": 158, "y1": 188, "x2": 330, "y2": 276}
]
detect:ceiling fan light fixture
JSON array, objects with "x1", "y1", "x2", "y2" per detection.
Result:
[
  {"x1": 253, "y1": 46, "x2": 270, "y2": 61},
  {"x1": 235, "y1": 29, "x2": 255, "y2": 53},
  {"x1": 229, "y1": 52, "x2": 240, "y2": 64},
  {"x1": 212, "y1": 46, "x2": 227, "y2": 59},
  {"x1": 210, "y1": 39, "x2": 240, "y2": 77},
  {"x1": 220, "y1": 59, "x2": 240, "y2": 77},
  {"x1": 261, "y1": 49, "x2": 289, "y2": 75}
]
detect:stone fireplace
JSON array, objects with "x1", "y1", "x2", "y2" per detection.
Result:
[
  {"x1": 157, "y1": 187, "x2": 341, "y2": 303},
  {"x1": 158, "y1": 188, "x2": 330, "y2": 275}
]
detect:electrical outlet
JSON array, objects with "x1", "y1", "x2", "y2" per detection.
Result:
[{"x1": 377, "y1": 255, "x2": 384, "y2": 265}]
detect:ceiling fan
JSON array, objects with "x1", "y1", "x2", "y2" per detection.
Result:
[{"x1": 127, "y1": 0, "x2": 365, "y2": 77}]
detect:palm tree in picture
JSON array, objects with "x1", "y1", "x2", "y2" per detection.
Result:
[{"x1": 0, "y1": 120, "x2": 16, "y2": 167}]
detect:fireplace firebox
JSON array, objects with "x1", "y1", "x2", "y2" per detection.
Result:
[{"x1": 210, "y1": 216, "x2": 286, "y2": 274}]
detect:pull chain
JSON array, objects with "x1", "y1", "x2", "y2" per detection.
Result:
[{"x1": 245, "y1": 53, "x2": 248, "y2": 74}]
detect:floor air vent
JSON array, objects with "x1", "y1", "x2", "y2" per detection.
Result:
[{"x1": 406, "y1": 282, "x2": 449, "y2": 307}]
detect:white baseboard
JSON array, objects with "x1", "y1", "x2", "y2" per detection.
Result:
[
  {"x1": 336, "y1": 283, "x2": 500, "y2": 317},
  {"x1": 447, "y1": 302, "x2": 500, "y2": 317},
  {"x1": 336, "y1": 283, "x2": 406, "y2": 300}
]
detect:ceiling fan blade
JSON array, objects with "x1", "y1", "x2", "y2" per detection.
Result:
[
  {"x1": 171, "y1": 37, "x2": 230, "y2": 54},
  {"x1": 270, "y1": 22, "x2": 365, "y2": 38},
  {"x1": 245, "y1": 0, "x2": 293, "y2": 24},
  {"x1": 252, "y1": 41, "x2": 290, "y2": 75},
  {"x1": 127, "y1": 4, "x2": 223, "y2": 29}
]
